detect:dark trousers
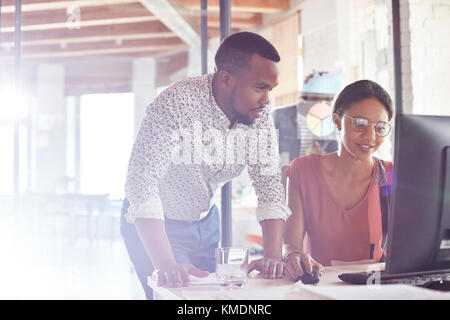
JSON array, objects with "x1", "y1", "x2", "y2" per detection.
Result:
[{"x1": 120, "y1": 199, "x2": 219, "y2": 299}]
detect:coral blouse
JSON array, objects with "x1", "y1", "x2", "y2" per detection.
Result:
[{"x1": 287, "y1": 154, "x2": 393, "y2": 266}]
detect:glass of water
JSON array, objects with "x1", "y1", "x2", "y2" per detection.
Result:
[{"x1": 215, "y1": 247, "x2": 249, "y2": 288}]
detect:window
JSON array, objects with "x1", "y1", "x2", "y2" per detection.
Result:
[{"x1": 79, "y1": 93, "x2": 134, "y2": 200}]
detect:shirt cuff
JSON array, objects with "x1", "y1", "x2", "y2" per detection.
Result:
[
  {"x1": 125, "y1": 197, "x2": 165, "y2": 223},
  {"x1": 255, "y1": 203, "x2": 292, "y2": 223}
]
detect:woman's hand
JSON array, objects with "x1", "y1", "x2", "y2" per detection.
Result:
[{"x1": 284, "y1": 252, "x2": 324, "y2": 281}]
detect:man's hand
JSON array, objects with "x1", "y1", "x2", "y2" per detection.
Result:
[
  {"x1": 252, "y1": 219, "x2": 285, "y2": 279},
  {"x1": 248, "y1": 257, "x2": 284, "y2": 279},
  {"x1": 135, "y1": 218, "x2": 209, "y2": 288},
  {"x1": 154, "y1": 263, "x2": 209, "y2": 288}
]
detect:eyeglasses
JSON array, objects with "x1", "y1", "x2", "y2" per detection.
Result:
[{"x1": 342, "y1": 114, "x2": 392, "y2": 137}]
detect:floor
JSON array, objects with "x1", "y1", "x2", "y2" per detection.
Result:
[
  {"x1": 0, "y1": 200, "x2": 145, "y2": 300},
  {"x1": 0, "y1": 197, "x2": 262, "y2": 300}
]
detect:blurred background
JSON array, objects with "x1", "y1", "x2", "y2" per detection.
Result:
[{"x1": 0, "y1": 0, "x2": 449, "y2": 299}]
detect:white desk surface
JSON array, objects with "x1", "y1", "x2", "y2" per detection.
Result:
[{"x1": 147, "y1": 263, "x2": 450, "y2": 300}]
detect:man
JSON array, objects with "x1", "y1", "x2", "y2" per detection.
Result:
[{"x1": 121, "y1": 32, "x2": 291, "y2": 299}]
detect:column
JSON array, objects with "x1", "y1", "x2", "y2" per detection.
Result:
[
  {"x1": 132, "y1": 57, "x2": 157, "y2": 136},
  {"x1": 35, "y1": 64, "x2": 66, "y2": 193}
]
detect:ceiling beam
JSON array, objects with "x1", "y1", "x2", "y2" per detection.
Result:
[
  {"x1": 8, "y1": 49, "x2": 187, "y2": 64},
  {"x1": 139, "y1": 0, "x2": 200, "y2": 47},
  {"x1": 198, "y1": 15, "x2": 262, "y2": 29},
  {"x1": 1, "y1": 3, "x2": 152, "y2": 27},
  {"x1": 0, "y1": 16, "x2": 158, "y2": 33},
  {"x1": 0, "y1": 21, "x2": 171, "y2": 43},
  {"x1": 9, "y1": 38, "x2": 183, "y2": 54},
  {"x1": 1, "y1": 0, "x2": 140, "y2": 14},
  {"x1": 0, "y1": 32, "x2": 177, "y2": 48},
  {"x1": 178, "y1": 0, "x2": 289, "y2": 14},
  {"x1": 0, "y1": 44, "x2": 187, "y2": 59}
]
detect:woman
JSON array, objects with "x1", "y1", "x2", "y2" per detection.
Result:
[{"x1": 283, "y1": 80, "x2": 394, "y2": 281}]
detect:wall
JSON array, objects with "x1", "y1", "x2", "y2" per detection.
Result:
[
  {"x1": 291, "y1": 0, "x2": 395, "y2": 160},
  {"x1": 400, "y1": 0, "x2": 450, "y2": 116},
  {"x1": 298, "y1": 0, "x2": 393, "y2": 87},
  {"x1": 300, "y1": 0, "x2": 341, "y2": 79},
  {"x1": 261, "y1": 12, "x2": 300, "y2": 108}
]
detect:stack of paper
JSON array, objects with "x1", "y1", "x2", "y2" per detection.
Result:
[{"x1": 298, "y1": 284, "x2": 450, "y2": 300}]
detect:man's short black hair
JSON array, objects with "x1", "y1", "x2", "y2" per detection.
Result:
[{"x1": 214, "y1": 32, "x2": 280, "y2": 73}]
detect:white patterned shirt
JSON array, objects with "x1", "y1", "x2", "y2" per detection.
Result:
[{"x1": 124, "y1": 73, "x2": 291, "y2": 223}]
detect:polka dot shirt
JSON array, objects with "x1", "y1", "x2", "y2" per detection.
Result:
[{"x1": 124, "y1": 73, "x2": 291, "y2": 223}]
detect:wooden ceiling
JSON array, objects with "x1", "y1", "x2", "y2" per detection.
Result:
[{"x1": 0, "y1": 0, "x2": 290, "y2": 63}]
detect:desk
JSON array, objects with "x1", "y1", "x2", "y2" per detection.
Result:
[{"x1": 147, "y1": 263, "x2": 450, "y2": 300}]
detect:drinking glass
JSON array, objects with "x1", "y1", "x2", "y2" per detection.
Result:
[{"x1": 215, "y1": 247, "x2": 249, "y2": 287}]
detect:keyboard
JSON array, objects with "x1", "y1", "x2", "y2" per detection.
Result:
[{"x1": 338, "y1": 269, "x2": 450, "y2": 286}]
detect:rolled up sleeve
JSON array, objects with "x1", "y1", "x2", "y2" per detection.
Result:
[{"x1": 247, "y1": 109, "x2": 292, "y2": 223}]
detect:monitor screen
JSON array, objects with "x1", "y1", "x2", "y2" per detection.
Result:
[{"x1": 386, "y1": 114, "x2": 450, "y2": 274}]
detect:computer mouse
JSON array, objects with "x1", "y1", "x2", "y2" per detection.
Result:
[{"x1": 297, "y1": 262, "x2": 320, "y2": 285}]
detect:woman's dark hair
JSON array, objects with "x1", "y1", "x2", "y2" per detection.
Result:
[
  {"x1": 333, "y1": 80, "x2": 393, "y2": 120},
  {"x1": 215, "y1": 32, "x2": 280, "y2": 74}
]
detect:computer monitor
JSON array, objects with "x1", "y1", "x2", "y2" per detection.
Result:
[{"x1": 386, "y1": 114, "x2": 450, "y2": 274}]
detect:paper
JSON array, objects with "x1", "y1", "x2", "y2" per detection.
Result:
[
  {"x1": 188, "y1": 273, "x2": 219, "y2": 286},
  {"x1": 181, "y1": 278, "x2": 319, "y2": 300},
  {"x1": 330, "y1": 259, "x2": 374, "y2": 266},
  {"x1": 181, "y1": 286, "x2": 296, "y2": 300},
  {"x1": 298, "y1": 284, "x2": 450, "y2": 300}
]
